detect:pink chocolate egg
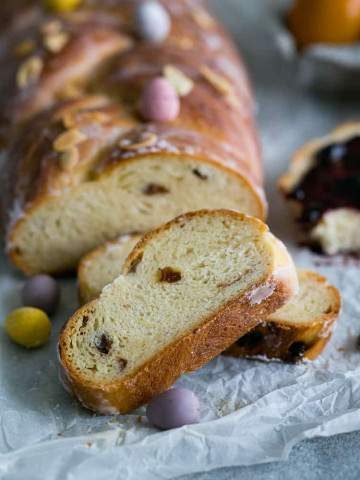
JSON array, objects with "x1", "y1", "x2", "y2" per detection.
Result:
[{"x1": 140, "y1": 77, "x2": 180, "y2": 122}]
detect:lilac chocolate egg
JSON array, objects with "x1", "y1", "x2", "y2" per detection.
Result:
[
  {"x1": 135, "y1": 1, "x2": 171, "y2": 43},
  {"x1": 140, "y1": 77, "x2": 180, "y2": 122},
  {"x1": 146, "y1": 388, "x2": 200, "y2": 430},
  {"x1": 22, "y1": 274, "x2": 60, "y2": 315}
]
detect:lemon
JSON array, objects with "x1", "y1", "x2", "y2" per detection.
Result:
[
  {"x1": 45, "y1": 0, "x2": 82, "y2": 13},
  {"x1": 5, "y1": 307, "x2": 51, "y2": 348}
]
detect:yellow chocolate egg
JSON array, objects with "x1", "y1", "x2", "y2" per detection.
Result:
[
  {"x1": 5, "y1": 307, "x2": 51, "y2": 348},
  {"x1": 45, "y1": 0, "x2": 82, "y2": 13}
]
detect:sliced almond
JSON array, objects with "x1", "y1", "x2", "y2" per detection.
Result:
[
  {"x1": 62, "y1": 110, "x2": 110, "y2": 129},
  {"x1": 44, "y1": 31, "x2": 69, "y2": 53},
  {"x1": 16, "y1": 56, "x2": 43, "y2": 89},
  {"x1": 119, "y1": 132, "x2": 157, "y2": 151},
  {"x1": 200, "y1": 65, "x2": 233, "y2": 96},
  {"x1": 170, "y1": 36, "x2": 194, "y2": 50},
  {"x1": 225, "y1": 92, "x2": 241, "y2": 109},
  {"x1": 59, "y1": 147, "x2": 79, "y2": 170},
  {"x1": 53, "y1": 129, "x2": 87, "y2": 152},
  {"x1": 191, "y1": 8, "x2": 215, "y2": 29},
  {"x1": 163, "y1": 65, "x2": 194, "y2": 97},
  {"x1": 14, "y1": 40, "x2": 36, "y2": 57},
  {"x1": 56, "y1": 82, "x2": 83, "y2": 100},
  {"x1": 41, "y1": 20, "x2": 63, "y2": 36}
]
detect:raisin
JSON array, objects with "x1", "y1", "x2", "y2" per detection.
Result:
[
  {"x1": 118, "y1": 358, "x2": 127, "y2": 371},
  {"x1": 95, "y1": 334, "x2": 113, "y2": 354},
  {"x1": 236, "y1": 330, "x2": 263, "y2": 348},
  {"x1": 142, "y1": 183, "x2": 169, "y2": 195},
  {"x1": 192, "y1": 168, "x2": 208, "y2": 180},
  {"x1": 158, "y1": 267, "x2": 182, "y2": 283},
  {"x1": 288, "y1": 341, "x2": 307, "y2": 362}
]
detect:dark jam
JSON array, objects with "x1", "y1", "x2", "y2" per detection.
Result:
[{"x1": 288, "y1": 136, "x2": 360, "y2": 226}]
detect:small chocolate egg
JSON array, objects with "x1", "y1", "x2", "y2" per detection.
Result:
[
  {"x1": 146, "y1": 388, "x2": 200, "y2": 430},
  {"x1": 22, "y1": 274, "x2": 60, "y2": 315},
  {"x1": 140, "y1": 77, "x2": 180, "y2": 122},
  {"x1": 134, "y1": 1, "x2": 171, "y2": 43},
  {"x1": 45, "y1": 0, "x2": 82, "y2": 13},
  {"x1": 5, "y1": 307, "x2": 51, "y2": 348}
]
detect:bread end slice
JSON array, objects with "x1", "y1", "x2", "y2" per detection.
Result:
[
  {"x1": 225, "y1": 269, "x2": 341, "y2": 362},
  {"x1": 60, "y1": 210, "x2": 298, "y2": 414}
]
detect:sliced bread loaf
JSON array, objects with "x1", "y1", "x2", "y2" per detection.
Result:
[
  {"x1": 226, "y1": 269, "x2": 341, "y2": 362},
  {"x1": 2, "y1": 1, "x2": 265, "y2": 275},
  {"x1": 78, "y1": 236, "x2": 341, "y2": 362},
  {"x1": 59, "y1": 210, "x2": 298, "y2": 414}
]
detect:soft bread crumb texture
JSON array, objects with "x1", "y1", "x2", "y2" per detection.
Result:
[
  {"x1": 78, "y1": 234, "x2": 141, "y2": 303},
  {"x1": 269, "y1": 269, "x2": 339, "y2": 325},
  {"x1": 310, "y1": 208, "x2": 360, "y2": 255},
  {"x1": 64, "y1": 212, "x2": 273, "y2": 383},
  {"x1": 9, "y1": 156, "x2": 262, "y2": 274}
]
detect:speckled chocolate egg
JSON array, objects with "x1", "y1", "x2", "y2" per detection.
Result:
[
  {"x1": 5, "y1": 307, "x2": 51, "y2": 348},
  {"x1": 134, "y1": 1, "x2": 171, "y2": 43},
  {"x1": 22, "y1": 274, "x2": 60, "y2": 315},
  {"x1": 140, "y1": 77, "x2": 180, "y2": 122},
  {"x1": 146, "y1": 388, "x2": 201, "y2": 430}
]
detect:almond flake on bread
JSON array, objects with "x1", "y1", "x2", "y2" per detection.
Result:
[{"x1": 59, "y1": 210, "x2": 298, "y2": 414}]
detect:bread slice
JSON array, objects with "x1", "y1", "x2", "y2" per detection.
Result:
[
  {"x1": 78, "y1": 234, "x2": 142, "y2": 304},
  {"x1": 225, "y1": 269, "x2": 341, "y2": 362},
  {"x1": 59, "y1": 210, "x2": 298, "y2": 414},
  {"x1": 78, "y1": 237, "x2": 341, "y2": 362},
  {"x1": 279, "y1": 123, "x2": 360, "y2": 255}
]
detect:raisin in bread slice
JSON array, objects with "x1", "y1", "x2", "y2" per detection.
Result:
[
  {"x1": 59, "y1": 210, "x2": 298, "y2": 414},
  {"x1": 225, "y1": 269, "x2": 340, "y2": 362},
  {"x1": 78, "y1": 236, "x2": 340, "y2": 362},
  {"x1": 279, "y1": 123, "x2": 360, "y2": 255}
]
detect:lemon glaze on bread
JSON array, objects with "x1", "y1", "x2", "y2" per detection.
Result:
[{"x1": 59, "y1": 210, "x2": 298, "y2": 414}]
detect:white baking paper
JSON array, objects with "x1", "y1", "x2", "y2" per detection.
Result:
[{"x1": 1, "y1": 0, "x2": 360, "y2": 478}]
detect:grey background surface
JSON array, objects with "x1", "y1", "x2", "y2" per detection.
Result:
[{"x1": 184, "y1": 0, "x2": 360, "y2": 478}]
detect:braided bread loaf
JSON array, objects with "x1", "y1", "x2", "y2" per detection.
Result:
[{"x1": 1, "y1": 0, "x2": 266, "y2": 274}]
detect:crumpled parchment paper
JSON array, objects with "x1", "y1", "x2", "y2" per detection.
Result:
[{"x1": 1, "y1": 0, "x2": 360, "y2": 478}]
